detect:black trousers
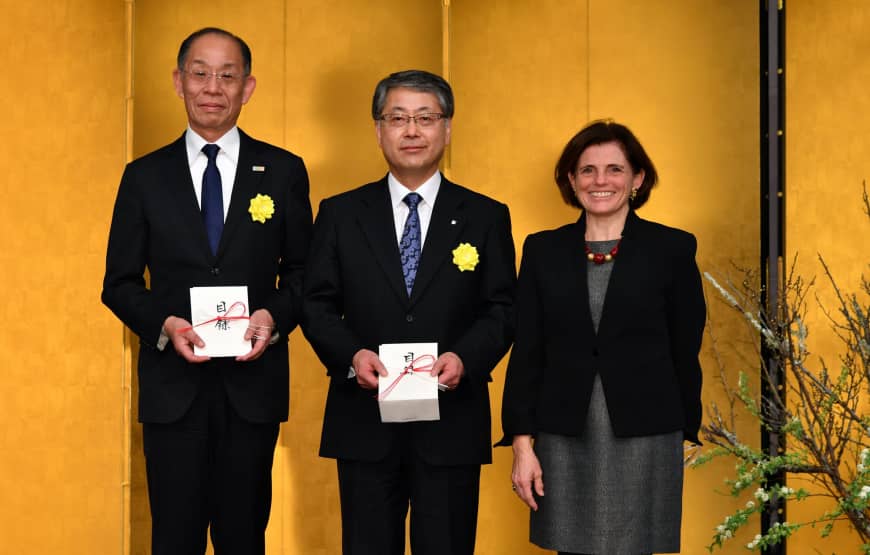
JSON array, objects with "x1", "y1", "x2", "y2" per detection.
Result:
[
  {"x1": 336, "y1": 429, "x2": 481, "y2": 555},
  {"x1": 142, "y1": 373, "x2": 279, "y2": 555}
]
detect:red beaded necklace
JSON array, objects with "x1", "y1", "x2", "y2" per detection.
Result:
[{"x1": 585, "y1": 238, "x2": 621, "y2": 265}]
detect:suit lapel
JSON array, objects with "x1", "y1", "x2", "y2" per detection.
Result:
[
  {"x1": 166, "y1": 135, "x2": 213, "y2": 257},
  {"x1": 218, "y1": 130, "x2": 265, "y2": 258},
  {"x1": 409, "y1": 179, "x2": 465, "y2": 304},
  {"x1": 355, "y1": 179, "x2": 409, "y2": 303}
]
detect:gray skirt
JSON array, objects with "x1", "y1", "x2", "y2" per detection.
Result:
[{"x1": 530, "y1": 374, "x2": 684, "y2": 554}]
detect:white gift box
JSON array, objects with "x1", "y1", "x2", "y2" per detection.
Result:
[
  {"x1": 377, "y1": 342, "x2": 440, "y2": 423},
  {"x1": 189, "y1": 286, "x2": 250, "y2": 357}
]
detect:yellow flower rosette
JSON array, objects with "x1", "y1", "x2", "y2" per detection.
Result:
[
  {"x1": 248, "y1": 193, "x2": 275, "y2": 223},
  {"x1": 452, "y1": 242, "x2": 479, "y2": 272}
]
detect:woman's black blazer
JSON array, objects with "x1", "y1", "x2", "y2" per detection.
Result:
[{"x1": 499, "y1": 211, "x2": 706, "y2": 445}]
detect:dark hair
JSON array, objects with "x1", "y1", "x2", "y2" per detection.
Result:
[
  {"x1": 371, "y1": 70, "x2": 454, "y2": 120},
  {"x1": 177, "y1": 27, "x2": 252, "y2": 76},
  {"x1": 554, "y1": 119, "x2": 658, "y2": 210}
]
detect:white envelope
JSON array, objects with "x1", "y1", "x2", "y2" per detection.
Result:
[
  {"x1": 377, "y1": 342, "x2": 440, "y2": 423},
  {"x1": 189, "y1": 286, "x2": 251, "y2": 357}
]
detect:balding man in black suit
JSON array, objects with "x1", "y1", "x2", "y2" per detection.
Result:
[{"x1": 102, "y1": 27, "x2": 311, "y2": 554}]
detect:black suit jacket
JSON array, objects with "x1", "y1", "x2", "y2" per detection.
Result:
[
  {"x1": 500, "y1": 211, "x2": 706, "y2": 444},
  {"x1": 302, "y1": 176, "x2": 516, "y2": 465},
  {"x1": 102, "y1": 129, "x2": 312, "y2": 424}
]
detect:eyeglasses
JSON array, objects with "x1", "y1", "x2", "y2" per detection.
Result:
[
  {"x1": 377, "y1": 113, "x2": 447, "y2": 128},
  {"x1": 182, "y1": 68, "x2": 244, "y2": 85}
]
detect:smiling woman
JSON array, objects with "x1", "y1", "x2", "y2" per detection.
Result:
[{"x1": 500, "y1": 120, "x2": 706, "y2": 555}]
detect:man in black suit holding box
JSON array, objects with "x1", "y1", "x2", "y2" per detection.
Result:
[
  {"x1": 302, "y1": 70, "x2": 516, "y2": 555},
  {"x1": 102, "y1": 27, "x2": 311, "y2": 554}
]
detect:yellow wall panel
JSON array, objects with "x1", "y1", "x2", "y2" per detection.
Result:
[
  {"x1": 280, "y1": 3, "x2": 442, "y2": 553},
  {"x1": 452, "y1": 1, "x2": 760, "y2": 553},
  {"x1": 590, "y1": 6, "x2": 762, "y2": 553},
  {"x1": 131, "y1": 1, "x2": 441, "y2": 553},
  {"x1": 0, "y1": 0, "x2": 128, "y2": 553},
  {"x1": 592, "y1": 3, "x2": 762, "y2": 553},
  {"x1": 450, "y1": 3, "x2": 588, "y2": 553},
  {"x1": 786, "y1": 1, "x2": 870, "y2": 553},
  {"x1": 130, "y1": 4, "x2": 290, "y2": 552}
]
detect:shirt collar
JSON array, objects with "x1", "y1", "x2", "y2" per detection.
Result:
[
  {"x1": 184, "y1": 126, "x2": 241, "y2": 166},
  {"x1": 388, "y1": 171, "x2": 442, "y2": 208}
]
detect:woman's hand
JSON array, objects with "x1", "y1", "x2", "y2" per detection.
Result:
[{"x1": 511, "y1": 434, "x2": 545, "y2": 510}]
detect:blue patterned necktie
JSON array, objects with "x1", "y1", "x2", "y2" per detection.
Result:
[
  {"x1": 201, "y1": 144, "x2": 223, "y2": 255},
  {"x1": 399, "y1": 192, "x2": 422, "y2": 296}
]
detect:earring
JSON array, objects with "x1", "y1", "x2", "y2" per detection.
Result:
[{"x1": 630, "y1": 188, "x2": 638, "y2": 201}]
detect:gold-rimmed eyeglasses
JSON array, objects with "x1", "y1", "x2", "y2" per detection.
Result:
[{"x1": 377, "y1": 113, "x2": 447, "y2": 128}]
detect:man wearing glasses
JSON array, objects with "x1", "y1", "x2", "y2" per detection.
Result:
[
  {"x1": 102, "y1": 28, "x2": 312, "y2": 554},
  {"x1": 303, "y1": 70, "x2": 516, "y2": 554}
]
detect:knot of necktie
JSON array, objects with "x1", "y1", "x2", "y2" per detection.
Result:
[
  {"x1": 403, "y1": 192, "x2": 421, "y2": 210},
  {"x1": 202, "y1": 143, "x2": 220, "y2": 161}
]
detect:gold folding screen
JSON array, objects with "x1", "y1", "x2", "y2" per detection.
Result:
[
  {"x1": 785, "y1": 2, "x2": 870, "y2": 550},
  {"x1": 0, "y1": 0, "x2": 129, "y2": 553},
  {"x1": 129, "y1": 2, "x2": 762, "y2": 553},
  {"x1": 450, "y1": 3, "x2": 760, "y2": 553},
  {"x1": 0, "y1": 0, "x2": 867, "y2": 553},
  {"x1": 130, "y1": 1, "x2": 444, "y2": 553}
]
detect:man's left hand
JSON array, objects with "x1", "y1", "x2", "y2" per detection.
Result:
[
  {"x1": 431, "y1": 351, "x2": 464, "y2": 390},
  {"x1": 237, "y1": 308, "x2": 275, "y2": 362}
]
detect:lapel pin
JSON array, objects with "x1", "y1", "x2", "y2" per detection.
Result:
[{"x1": 252, "y1": 165, "x2": 266, "y2": 172}]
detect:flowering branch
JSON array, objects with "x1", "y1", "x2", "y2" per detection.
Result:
[{"x1": 693, "y1": 184, "x2": 870, "y2": 552}]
